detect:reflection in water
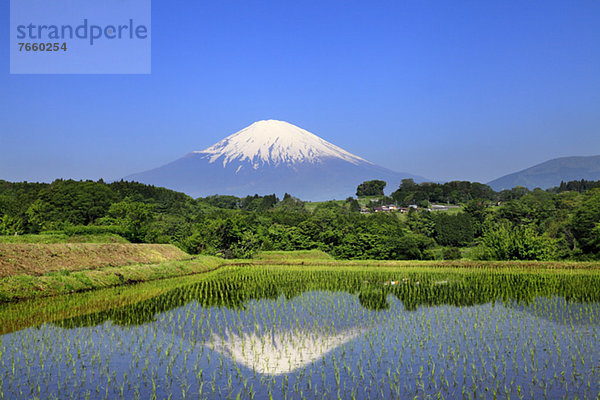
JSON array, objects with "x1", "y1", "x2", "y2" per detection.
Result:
[
  {"x1": 192, "y1": 290, "x2": 369, "y2": 375},
  {"x1": 210, "y1": 327, "x2": 361, "y2": 375},
  {"x1": 42, "y1": 268, "x2": 600, "y2": 334},
  {"x1": 509, "y1": 295, "x2": 600, "y2": 326},
  {"x1": 2, "y1": 268, "x2": 600, "y2": 399}
]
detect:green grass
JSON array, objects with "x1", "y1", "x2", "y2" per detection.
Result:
[
  {"x1": 356, "y1": 195, "x2": 386, "y2": 206},
  {"x1": 0, "y1": 255, "x2": 224, "y2": 303},
  {"x1": 254, "y1": 250, "x2": 333, "y2": 261},
  {"x1": 245, "y1": 252, "x2": 600, "y2": 271},
  {"x1": 0, "y1": 233, "x2": 128, "y2": 244},
  {"x1": 304, "y1": 199, "x2": 347, "y2": 212},
  {"x1": 431, "y1": 205, "x2": 463, "y2": 214}
]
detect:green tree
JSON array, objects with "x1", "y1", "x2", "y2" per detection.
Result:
[
  {"x1": 433, "y1": 213, "x2": 474, "y2": 246},
  {"x1": 35, "y1": 180, "x2": 117, "y2": 226},
  {"x1": 204, "y1": 195, "x2": 241, "y2": 209},
  {"x1": 406, "y1": 209, "x2": 435, "y2": 237},
  {"x1": 274, "y1": 195, "x2": 307, "y2": 214},
  {"x1": 0, "y1": 215, "x2": 24, "y2": 235},
  {"x1": 462, "y1": 200, "x2": 490, "y2": 237},
  {"x1": 345, "y1": 197, "x2": 360, "y2": 212},
  {"x1": 356, "y1": 180, "x2": 386, "y2": 196},
  {"x1": 100, "y1": 199, "x2": 155, "y2": 242},
  {"x1": 571, "y1": 189, "x2": 600, "y2": 256},
  {"x1": 25, "y1": 199, "x2": 52, "y2": 232},
  {"x1": 475, "y1": 223, "x2": 555, "y2": 261}
]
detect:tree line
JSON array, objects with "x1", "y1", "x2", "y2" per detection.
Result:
[{"x1": 1, "y1": 178, "x2": 599, "y2": 261}]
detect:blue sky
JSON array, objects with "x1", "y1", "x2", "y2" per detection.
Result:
[{"x1": 1, "y1": 0, "x2": 599, "y2": 184}]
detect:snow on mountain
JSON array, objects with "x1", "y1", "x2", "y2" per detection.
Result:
[
  {"x1": 125, "y1": 120, "x2": 426, "y2": 200},
  {"x1": 195, "y1": 120, "x2": 369, "y2": 169}
]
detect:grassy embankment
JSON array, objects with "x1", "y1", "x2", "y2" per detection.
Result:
[{"x1": 0, "y1": 241, "x2": 223, "y2": 302}]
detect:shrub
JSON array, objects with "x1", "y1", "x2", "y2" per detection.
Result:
[
  {"x1": 443, "y1": 247, "x2": 462, "y2": 260},
  {"x1": 475, "y1": 223, "x2": 555, "y2": 261}
]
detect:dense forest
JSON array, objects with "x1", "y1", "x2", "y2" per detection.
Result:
[{"x1": 1, "y1": 178, "x2": 599, "y2": 261}]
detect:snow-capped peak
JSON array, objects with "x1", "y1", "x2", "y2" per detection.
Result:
[{"x1": 193, "y1": 120, "x2": 370, "y2": 169}]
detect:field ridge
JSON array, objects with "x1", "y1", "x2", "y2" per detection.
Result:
[{"x1": 0, "y1": 243, "x2": 191, "y2": 277}]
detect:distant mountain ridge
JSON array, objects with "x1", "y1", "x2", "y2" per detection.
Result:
[
  {"x1": 125, "y1": 120, "x2": 426, "y2": 200},
  {"x1": 487, "y1": 155, "x2": 600, "y2": 191}
]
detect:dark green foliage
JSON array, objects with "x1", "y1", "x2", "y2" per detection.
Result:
[
  {"x1": 392, "y1": 179, "x2": 495, "y2": 205},
  {"x1": 345, "y1": 197, "x2": 360, "y2": 212},
  {"x1": 442, "y1": 247, "x2": 462, "y2": 260},
  {"x1": 331, "y1": 232, "x2": 434, "y2": 260},
  {"x1": 274, "y1": 194, "x2": 307, "y2": 214},
  {"x1": 571, "y1": 189, "x2": 600, "y2": 256},
  {"x1": 475, "y1": 223, "x2": 556, "y2": 261},
  {"x1": 356, "y1": 180, "x2": 386, "y2": 196},
  {"x1": 497, "y1": 186, "x2": 531, "y2": 202},
  {"x1": 433, "y1": 213, "x2": 474, "y2": 246},
  {"x1": 462, "y1": 199, "x2": 490, "y2": 237},
  {"x1": 406, "y1": 209, "x2": 435, "y2": 237},
  {"x1": 239, "y1": 194, "x2": 278, "y2": 211},
  {"x1": 2, "y1": 178, "x2": 600, "y2": 260},
  {"x1": 98, "y1": 199, "x2": 155, "y2": 242},
  {"x1": 60, "y1": 225, "x2": 125, "y2": 236},
  {"x1": 552, "y1": 179, "x2": 600, "y2": 194},
  {"x1": 0, "y1": 180, "x2": 48, "y2": 220},
  {"x1": 108, "y1": 180, "x2": 192, "y2": 214},
  {"x1": 496, "y1": 189, "x2": 556, "y2": 226},
  {"x1": 0, "y1": 215, "x2": 24, "y2": 235},
  {"x1": 203, "y1": 195, "x2": 241, "y2": 209},
  {"x1": 26, "y1": 180, "x2": 118, "y2": 230}
]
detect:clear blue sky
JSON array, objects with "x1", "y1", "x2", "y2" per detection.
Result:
[{"x1": 1, "y1": 0, "x2": 599, "y2": 184}]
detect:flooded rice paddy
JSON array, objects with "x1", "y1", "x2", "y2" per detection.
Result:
[{"x1": 1, "y1": 266, "x2": 600, "y2": 399}]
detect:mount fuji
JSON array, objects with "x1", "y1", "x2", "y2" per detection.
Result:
[{"x1": 125, "y1": 120, "x2": 425, "y2": 200}]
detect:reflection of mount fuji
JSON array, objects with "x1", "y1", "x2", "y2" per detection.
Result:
[
  {"x1": 125, "y1": 120, "x2": 425, "y2": 200},
  {"x1": 209, "y1": 327, "x2": 361, "y2": 375}
]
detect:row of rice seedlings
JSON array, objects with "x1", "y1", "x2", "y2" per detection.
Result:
[{"x1": 0, "y1": 266, "x2": 599, "y2": 399}]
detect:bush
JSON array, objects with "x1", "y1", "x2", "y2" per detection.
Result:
[
  {"x1": 434, "y1": 213, "x2": 474, "y2": 246},
  {"x1": 61, "y1": 225, "x2": 125, "y2": 236},
  {"x1": 475, "y1": 223, "x2": 555, "y2": 261},
  {"x1": 443, "y1": 247, "x2": 462, "y2": 260}
]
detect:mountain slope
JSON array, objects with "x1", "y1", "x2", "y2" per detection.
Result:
[
  {"x1": 487, "y1": 155, "x2": 600, "y2": 191},
  {"x1": 125, "y1": 120, "x2": 425, "y2": 200}
]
